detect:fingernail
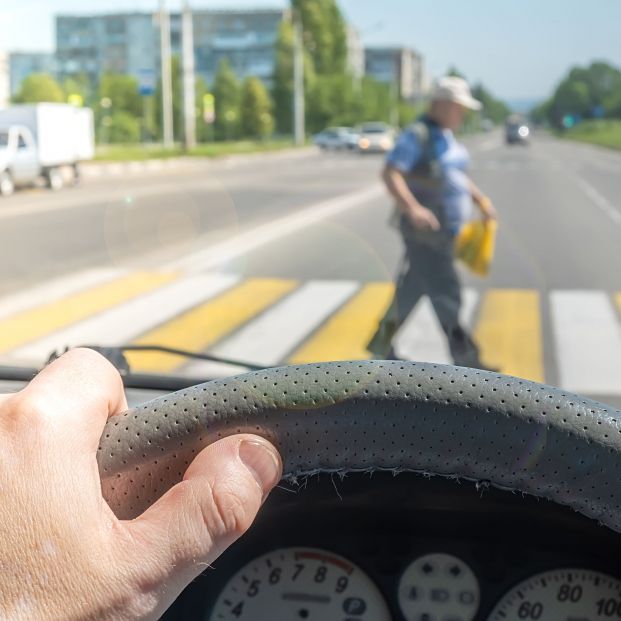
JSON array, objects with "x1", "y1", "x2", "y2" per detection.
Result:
[{"x1": 239, "y1": 440, "x2": 282, "y2": 499}]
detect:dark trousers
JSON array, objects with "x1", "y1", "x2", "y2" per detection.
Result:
[{"x1": 368, "y1": 221, "x2": 481, "y2": 366}]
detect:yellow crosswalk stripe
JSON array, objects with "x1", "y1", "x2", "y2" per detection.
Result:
[
  {"x1": 126, "y1": 278, "x2": 297, "y2": 372},
  {"x1": 289, "y1": 282, "x2": 394, "y2": 363},
  {"x1": 0, "y1": 272, "x2": 176, "y2": 353},
  {"x1": 475, "y1": 289, "x2": 544, "y2": 383}
]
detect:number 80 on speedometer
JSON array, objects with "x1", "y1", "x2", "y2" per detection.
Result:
[{"x1": 488, "y1": 569, "x2": 621, "y2": 620}]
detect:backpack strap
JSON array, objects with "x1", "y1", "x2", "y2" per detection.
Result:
[{"x1": 405, "y1": 119, "x2": 442, "y2": 185}]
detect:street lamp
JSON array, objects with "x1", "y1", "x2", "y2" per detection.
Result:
[
  {"x1": 159, "y1": 0, "x2": 174, "y2": 148},
  {"x1": 181, "y1": 0, "x2": 197, "y2": 150}
]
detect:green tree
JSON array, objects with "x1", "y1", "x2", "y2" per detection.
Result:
[
  {"x1": 194, "y1": 76, "x2": 211, "y2": 143},
  {"x1": 551, "y1": 78, "x2": 592, "y2": 124},
  {"x1": 212, "y1": 59, "x2": 241, "y2": 141},
  {"x1": 471, "y1": 83, "x2": 511, "y2": 124},
  {"x1": 240, "y1": 77, "x2": 274, "y2": 139},
  {"x1": 272, "y1": 20, "x2": 317, "y2": 135},
  {"x1": 99, "y1": 73, "x2": 142, "y2": 116},
  {"x1": 291, "y1": 0, "x2": 347, "y2": 75},
  {"x1": 101, "y1": 111, "x2": 141, "y2": 143},
  {"x1": 273, "y1": 21, "x2": 295, "y2": 134},
  {"x1": 62, "y1": 74, "x2": 92, "y2": 106},
  {"x1": 13, "y1": 73, "x2": 65, "y2": 103}
]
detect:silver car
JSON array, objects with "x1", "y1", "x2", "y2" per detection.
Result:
[{"x1": 357, "y1": 122, "x2": 395, "y2": 153}]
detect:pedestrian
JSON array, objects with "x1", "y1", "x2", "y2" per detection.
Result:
[{"x1": 368, "y1": 76, "x2": 498, "y2": 369}]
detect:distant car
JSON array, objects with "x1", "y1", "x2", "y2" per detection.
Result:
[
  {"x1": 313, "y1": 127, "x2": 353, "y2": 151},
  {"x1": 505, "y1": 115, "x2": 530, "y2": 145},
  {"x1": 357, "y1": 122, "x2": 395, "y2": 154}
]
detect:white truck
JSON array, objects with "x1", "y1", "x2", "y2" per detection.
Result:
[{"x1": 0, "y1": 103, "x2": 95, "y2": 196}]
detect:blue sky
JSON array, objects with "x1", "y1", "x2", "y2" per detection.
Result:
[{"x1": 1, "y1": 0, "x2": 620, "y2": 100}]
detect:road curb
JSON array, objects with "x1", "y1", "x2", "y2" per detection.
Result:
[{"x1": 81, "y1": 146, "x2": 316, "y2": 179}]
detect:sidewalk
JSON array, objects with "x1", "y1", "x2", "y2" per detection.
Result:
[{"x1": 81, "y1": 146, "x2": 317, "y2": 179}]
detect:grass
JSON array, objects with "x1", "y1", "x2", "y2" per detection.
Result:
[
  {"x1": 94, "y1": 139, "x2": 301, "y2": 162},
  {"x1": 561, "y1": 119, "x2": 621, "y2": 151}
]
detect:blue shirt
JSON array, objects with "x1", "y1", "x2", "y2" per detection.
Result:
[{"x1": 387, "y1": 120, "x2": 474, "y2": 235}]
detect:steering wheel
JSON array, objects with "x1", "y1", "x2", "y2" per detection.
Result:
[{"x1": 97, "y1": 361, "x2": 621, "y2": 534}]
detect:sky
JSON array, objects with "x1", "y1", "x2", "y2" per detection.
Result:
[{"x1": 1, "y1": 0, "x2": 620, "y2": 100}]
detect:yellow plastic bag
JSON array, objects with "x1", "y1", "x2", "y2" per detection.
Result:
[{"x1": 455, "y1": 220, "x2": 497, "y2": 276}]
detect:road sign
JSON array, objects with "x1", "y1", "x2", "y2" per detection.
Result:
[
  {"x1": 138, "y1": 68, "x2": 156, "y2": 96},
  {"x1": 203, "y1": 93, "x2": 215, "y2": 124}
]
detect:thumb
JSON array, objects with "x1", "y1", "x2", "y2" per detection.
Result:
[{"x1": 124, "y1": 435, "x2": 282, "y2": 590}]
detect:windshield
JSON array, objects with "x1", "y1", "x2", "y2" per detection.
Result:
[{"x1": 1, "y1": 1, "x2": 620, "y2": 409}]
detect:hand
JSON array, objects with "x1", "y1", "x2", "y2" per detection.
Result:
[
  {"x1": 406, "y1": 205, "x2": 441, "y2": 231},
  {"x1": 0, "y1": 349, "x2": 282, "y2": 621},
  {"x1": 478, "y1": 196, "x2": 498, "y2": 221}
]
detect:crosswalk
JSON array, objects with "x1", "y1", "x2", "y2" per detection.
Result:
[{"x1": 1, "y1": 268, "x2": 621, "y2": 397}]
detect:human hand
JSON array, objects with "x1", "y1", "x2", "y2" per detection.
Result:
[
  {"x1": 0, "y1": 348, "x2": 282, "y2": 621},
  {"x1": 478, "y1": 196, "x2": 498, "y2": 221},
  {"x1": 407, "y1": 205, "x2": 441, "y2": 231}
]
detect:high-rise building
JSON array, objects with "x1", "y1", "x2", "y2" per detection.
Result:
[
  {"x1": 9, "y1": 52, "x2": 56, "y2": 96},
  {"x1": 55, "y1": 9, "x2": 287, "y2": 88},
  {"x1": 365, "y1": 47, "x2": 426, "y2": 101}
]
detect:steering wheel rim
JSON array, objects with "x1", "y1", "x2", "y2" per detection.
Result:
[{"x1": 97, "y1": 360, "x2": 621, "y2": 532}]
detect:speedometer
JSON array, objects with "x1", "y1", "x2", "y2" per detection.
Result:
[
  {"x1": 209, "y1": 547, "x2": 391, "y2": 620},
  {"x1": 488, "y1": 569, "x2": 621, "y2": 620}
]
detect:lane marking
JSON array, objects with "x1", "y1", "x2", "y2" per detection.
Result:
[
  {"x1": 475, "y1": 289, "x2": 544, "y2": 383},
  {"x1": 13, "y1": 274, "x2": 239, "y2": 363},
  {"x1": 126, "y1": 278, "x2": 298, "y2": 373},
  {"x1": 288, "y1": 282, "x2": 395, "y2": 363},
  {"x1": 0, "y1": 268, "x2": 125, "y2": 322},
  {"x1": 0, "y1": 272, "x2": 176, "y2": 354},
  {"x1": 574, "y1": 176, "x2": 621, "y2": 225},
  {"x1": 551, "y1": 291, "x2": 621, "y2": 395},
  {"x1": 164, "y1": 184, "x2": 384, "y2": 273},
  {"x1": 211, "y1": 280, "x2": 359, "y2": 367},
  {"x1": 395, "y1": 289, "x2": 478, "y2": 364}
]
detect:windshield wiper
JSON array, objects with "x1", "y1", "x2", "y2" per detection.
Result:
[{"x1": 47, "y1": 345, "x2": 267, "y2": 377}]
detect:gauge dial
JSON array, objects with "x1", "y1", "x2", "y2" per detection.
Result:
[
  {"x1": 209, "y1": 547, "x2": 391, "y2": 620},
  {"x1": 488, "y1": 568, "x2": 621, "y2": 620},
  {"x1": 398, "y1": 552, "x2": 480, "y2": 621}
]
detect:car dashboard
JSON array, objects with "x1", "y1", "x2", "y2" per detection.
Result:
[{"x1": 163, "y1": 472, "x2": 621, "y2": 621}]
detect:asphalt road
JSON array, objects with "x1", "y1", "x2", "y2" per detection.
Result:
[{"x1": 1, "y1": 132, "x2": 620, "y2": 406}]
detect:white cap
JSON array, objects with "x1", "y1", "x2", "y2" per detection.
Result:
[{"x1": 431, "y1": 76, "x2": 482, "y2": 111}]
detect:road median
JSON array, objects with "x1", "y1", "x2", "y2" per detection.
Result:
[{"x1": 83, "y1": 142, "x2": 315, "y2": 179}]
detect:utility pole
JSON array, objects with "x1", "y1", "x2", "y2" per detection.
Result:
[
  {"x1": 181, "y1": 0, "x2": 196, "y2": 150},
  {"x1": 390, "y1": 53, "x2": 400, "y2": 128},
  {"x1": 159, "y1": 0, "x2": 174, "y2": 148},
  {"x1": 293, "y1": 11, "x2": 305, "y2": 146}
]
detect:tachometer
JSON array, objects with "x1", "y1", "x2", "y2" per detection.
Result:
[
  {"x1": 209, "y1": 547, "x2": 391, "y2": 620},
  {"x1": 488, "y1": 568, "x2": 621, "y2": 620}
]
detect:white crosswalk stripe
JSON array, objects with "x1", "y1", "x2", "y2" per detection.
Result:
[
  {"x1": 12, "y1": 274, "x2": 240, "y2": 362},
  {"x1": 1, "y1": 268, "x2": 621, "y2": 398},
  {"x1": 0, "y1": 268, "x2": 125, "y2": 322},
  {"x1": 551, "y1": 291, "x2": 621, "y2": 396},
  {"x1": 395, "y1": 289, "x2": 479, "y2": 364},
  {"x1": 209, "y1": 280, "x2": 360, "y2": 368}
]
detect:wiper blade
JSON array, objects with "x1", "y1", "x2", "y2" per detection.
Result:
[{"x1": 47, "y1": 345, "x2": 267, "y2": 376}]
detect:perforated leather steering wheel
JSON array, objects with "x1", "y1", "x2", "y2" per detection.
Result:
[{"x1": 97, "y1": 361, "x2": 621, "y2": 533}]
